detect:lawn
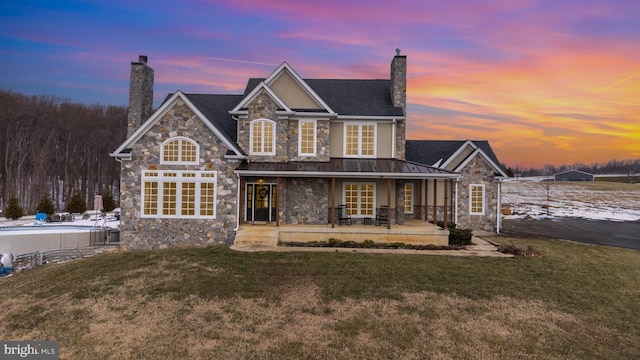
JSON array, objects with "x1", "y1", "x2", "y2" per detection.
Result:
[{"x1": 1, "y1": 238, "x2": 639, "y2": 359}]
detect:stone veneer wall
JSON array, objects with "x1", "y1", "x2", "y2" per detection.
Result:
[
  {"x1": 128, "y1": 56, "x2": 154, "y2": 138},
  {"x1": 395, "y1": 180, "x2": 405, "y2": 224},
  {"x1": 238, "y1": 92, "x2": 289, "y2": 162},
  {"x1": 395, "y1": 120, "x2": 406, "y2": 160},
  {"x1": 120, "y1": 98, "x2": 239, "y2": 249},
  {"x1": 288, "y1": 119, "x2": 331, "y2": 161},
  {"x1": 456, "y1": 156, "x2": 499, "y2": 232},
  {"x1": 390, "y1": 55, "x2": 406, "y2": 160},
  {"x1": 280, "y1": 178, "x2": 329, "y2": 224}
]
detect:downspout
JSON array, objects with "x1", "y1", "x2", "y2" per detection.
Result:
[
  {"x1": 454, "y1": 180, "x2": 458, "y2": 225},
  {"x1": 496, "y1": 180, "x2": 502, "y2": 234}
]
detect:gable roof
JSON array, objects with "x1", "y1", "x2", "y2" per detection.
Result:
[
  {"x1": 243, "y1": 78, "x2": 403, "y2": 117},
  {"x1": 181, "y1": 93, "x2": 243, "y2": 144},
  {"x1": 110, "y1": 91, "x2": 245, "y2": 159},
  {"x1": 406, "y1": 140, "x2": 508, "y2": 177}
]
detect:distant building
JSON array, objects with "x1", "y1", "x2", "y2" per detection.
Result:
[{"x1": 554, "y1": 170, "x2": 595, "y2": 182}]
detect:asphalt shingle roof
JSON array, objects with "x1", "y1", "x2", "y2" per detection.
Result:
[
  {"x1": 244, "y1": 78, "x2": 404, "y2": 117},
  {"x1": 406, "y1": 140, "x2": 503, "y2": 170},
  {"x1": 163, "y1": 93, "x2": 242, "y2": 143}
]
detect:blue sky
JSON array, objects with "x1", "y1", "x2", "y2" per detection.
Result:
[{"x1": 1, "y1": 0, "x2": 639, "y2": 167}]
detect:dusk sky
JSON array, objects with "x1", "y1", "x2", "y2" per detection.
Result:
[{"x1": 1, "y1": 0, "x2": 639, "y2": 168}]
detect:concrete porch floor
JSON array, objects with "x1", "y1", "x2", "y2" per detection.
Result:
[{"x1": 234, "y1": 219, "x2": 450, "y2": 247}]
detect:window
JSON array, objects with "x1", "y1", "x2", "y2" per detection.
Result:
[
  {"x1": 161, "y1": 137, "x2": 199, "y2": 164},
  {"x1": 470, "y1": 184, "x2": 485, "y2": 215},
  {"x1": 344, "y1": 123, "x2": 376, "y2": 157},
  {"x1": 298, "y1": 120, "x2": 316, "y2": 156},
  {"x1": 344, "y1": 183, "x2": 375, "y2": 216},
  {"x1": 250, "y1": 119, "x2": 275, "y2": 155},
  {"x1": 141, "y1": 170, "x2": 217, "y2": 219},
  {"x1": 404, "y1": 183, "x2": 413, "y2": 214}
]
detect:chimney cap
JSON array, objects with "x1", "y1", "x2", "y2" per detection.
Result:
[
  {"x1": 395, "y1": 48, "x2": 401, "y2": 56},
  {"x1": 138, "y1": 55, "x2": 148, "y2": 64}
]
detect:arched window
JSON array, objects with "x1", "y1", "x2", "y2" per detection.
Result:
[
  {"x1": 250, "y1": 119, "x2": 275, "y2": 155},
  {"x1": 161, "y1": 137, "x2": 199, "y2": 164}
]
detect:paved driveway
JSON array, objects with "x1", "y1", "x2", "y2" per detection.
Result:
[{"x1": 501, "y1": 218, "x2": 640, "y2": 250}]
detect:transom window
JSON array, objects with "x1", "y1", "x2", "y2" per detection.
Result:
[
  {"x1": 470, "y1": 184, "x2": 485, "y2": 215},
  {"x1": 344, "y1": 123, "x2": 375, "y2": 157},
  {"x1": 142, "y1": 170, "x2": 217, "y2": 219},
  {"x1": 161, "y1": 137, "x2": 199, "y2": 164},
  {"x1": 250, "y1": 119, "x2": 275, "y2": 155},
  {"x1": 404, "y1": 183, "x2": 414, "y2": 214},
  {"x1": 344, "y1": 182, "x2": 375, "y2": 216},
  {"x1": 298, "y1": 120, "x2": 316, "y2": 156}
]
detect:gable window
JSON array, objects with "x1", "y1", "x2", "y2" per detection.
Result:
[
  {"x1": 344, "y1": 123, "x2": 376, "y2": 157},
  {"x1": 298, "y1": 120, "x2": 316, "y2": 156},
  {"x1": 161, "y1": 137, "x2": 199, "y2": 164},
  {"x1": 404, "y1": 183, "x2": 414, "y2": 214},
  {"x1": 141, "y1": 170, "x2": 217, "y2": 219},
  {"x1": 250, "y1": 119, "x2": 275, "y2": 155},
  {"x1": 344, "y1": 182, "x2": 375, "y2": 216},
  {"x1": 469, "y1": 184, "x2": 485, "y2": 215}
]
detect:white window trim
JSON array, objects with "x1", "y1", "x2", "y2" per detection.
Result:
[
  {"x1": 404, "y1": 183, "x2": 414, "y2": 214},
  {"x1": 298, "y1": 119, "x2": 317, "y2": 156},
  {"x1": 141, "y1": 170, "x2": 217, "y2": 219},
  {"x1": 469, "y1": 184, "x2": 485, "y2": 215},
  {"x1": 250, "y1": 119, "x2": 276, "y2": 155},
  {"x1": 343, "y1": 182, "x2": 376, "y2": 217},
  {"x1": 160, "y1": 137, "x2": 199, "y2": 165},
  {"x1": 343, "y1": 122, "x2": 377, "y2": 158}
]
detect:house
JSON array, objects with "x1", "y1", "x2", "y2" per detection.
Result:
[
  {"x1": 405, "y1": 140, "x2": 509, "y2": 232},
  {"x1": 554, "y1": 170, "x2": 594, "y2": 182},
  {"x1": 111, "y1": 52, "x2": 506, "y2": 250}
]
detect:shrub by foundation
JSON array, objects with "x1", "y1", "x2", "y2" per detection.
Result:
[{"x1": 449, "y1": 228, "x2": 473, "y2": 246}]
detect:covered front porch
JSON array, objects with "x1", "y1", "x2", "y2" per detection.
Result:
[{"x1": 234, "y1": 219, "x2": 449, "y2": 247}]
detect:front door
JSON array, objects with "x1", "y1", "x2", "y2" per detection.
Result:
[{"x1": 246, "y1": 183, "x2": 277, "y2": 222}]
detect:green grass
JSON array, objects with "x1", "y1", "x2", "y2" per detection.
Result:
[{"x1": 1, "y1": 239, "x2": 639, "y2": 359}]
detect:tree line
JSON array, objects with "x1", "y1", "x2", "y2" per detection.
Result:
[{"x1": 0, "y1": 89, "x2": 127, "y2": 215}]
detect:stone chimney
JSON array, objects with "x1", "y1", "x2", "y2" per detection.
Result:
[
  {"x1": 390, "y1": 49, "x2": 406, "y2": 159},
  {"x1": 390, "y1": 48, "x2": 406, "y2": 110},
  {"x1": 128, "y1": 55, "x2": 154, "y2": 137}
]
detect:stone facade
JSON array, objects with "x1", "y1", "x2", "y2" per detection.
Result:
[
  {"x1": 280, "y1": 178, "x2": 329, "y2": 224},
  {"x1": 390, "y1": 55, "x2": 406, "y2": 109},
  {"x1": 395, "y1": 180, "x2": 405, "y2": 225},
  {"x1": 120, "y1": 99, "x2": 239, "y2": 249},
  {"x1": 390, "y1": 54, "x2": 407, "y2": 160},
  {"x1": 455, "y1": 156, "x2": 499, "y2": 232},
  {"x1": 128, "y1": 56, "x2": 154, "y2": 138},
  {"x1": 287, "y1": 119, "x2": 331, "y2": 162},
  {"x1": 238, "y1": 92, "x2": 290, "y2": 163},
  {"x1": 395, "y1": 120, "x2": 406, "y2": 160}
]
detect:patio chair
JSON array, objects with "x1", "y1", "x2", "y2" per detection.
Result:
[
  {"x1": 375, "y1": 205, "x2": 388, "y2": 226},
  {"x1": 338, "y1": 205, "x2": 352, "y2": 226}
]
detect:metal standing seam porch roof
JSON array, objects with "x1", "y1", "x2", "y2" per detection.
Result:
[{"x1": 236, "y1": 158, "x2": 459, "y2": 179}]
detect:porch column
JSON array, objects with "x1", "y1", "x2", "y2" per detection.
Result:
[
  {"x1": 443, "y1": 179, "x2": 449, "y2": 229},
  {"x1": 424, "y1": 179, "x2": 429, "y2": 222},
  {"x1": 276, "y1": 177, "x2": 280, "y2": 227},
  {"x1": 387, "y1": 178, "x2": 391, "y2": 229},
  {"x1": 331, "y1": 177, "x2": 336, "y2": 228},
  {"x1": 433, "y1": 179, "x2": 438, "y2": 225},
  {"x1": 417, "y1": 179, "x2": 423, "y2": 220}
]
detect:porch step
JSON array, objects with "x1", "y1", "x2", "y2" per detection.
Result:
[{"x1": 233, "y1": 225, "x2": 279, "y2": 247}]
